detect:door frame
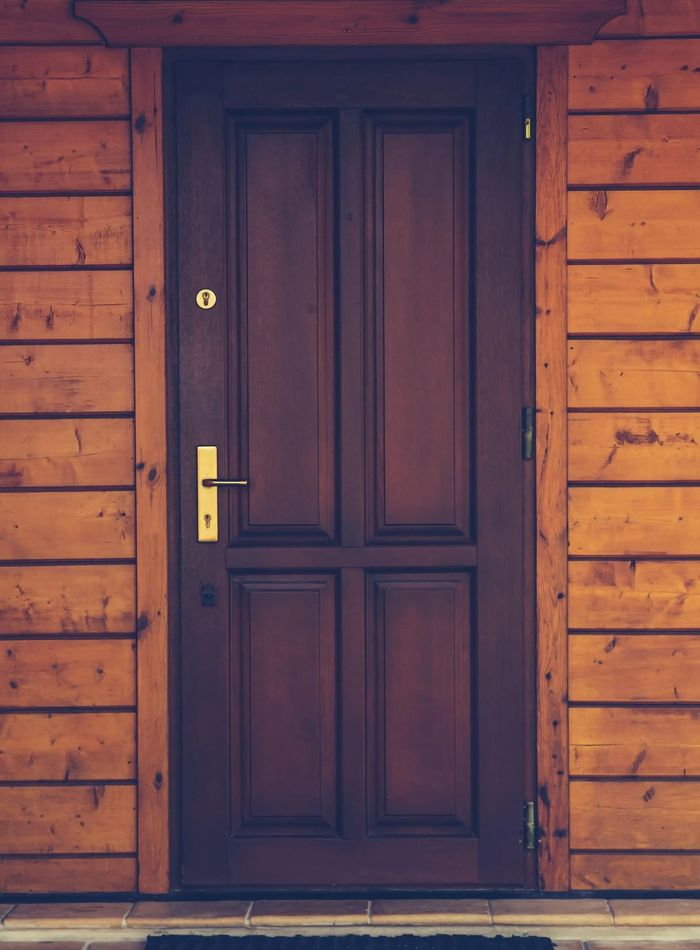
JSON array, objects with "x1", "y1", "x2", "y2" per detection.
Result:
[{"x1": 164, "y1": 45, "x2": 537, "y2": 894}]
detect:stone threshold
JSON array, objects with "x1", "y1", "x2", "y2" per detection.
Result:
[{"x1": 1, "y1": 899, "x2": 700, "y2": 946}]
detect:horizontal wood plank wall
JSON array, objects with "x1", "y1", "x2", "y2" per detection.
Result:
[
  {"x1": 0, "y1": 41, "x2": 137, "y2": 894},
  {"x1": 568, "y1": 29, "x2": 700, "y2": 891}
]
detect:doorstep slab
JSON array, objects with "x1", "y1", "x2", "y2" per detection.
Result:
[
  {"x1": 490, "y1": 899, "x2": 612, "y2": 926},
  {"x1": 610, "y1": 899, "x2": 700, "y2": 926},
  {"x1": 249, "y1": 901, "x2": 370, "y2": 927},
  {"x1": 370, "y1": 900, "x2": 491, "y2": 926},
  {"x1": 127, "y1": 901, "x2": 251, "y2": 928},
  {"x1": 2, "y1": 904, "x2": 133, "y2": 929}
]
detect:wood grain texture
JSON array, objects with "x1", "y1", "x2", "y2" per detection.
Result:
[
  {"x1": 569, "y1": 633, "x2": 700, "y2": 702},
  {"x1": 535, "y1": 46, "x2": 569, "y2": 892},
  {"x1": 74, "y1": 0, "x2": 625, "y2": 46},
  {"x1": 0, "y1": 121, "x2": 130, "y2": 193},
  {"x1": 0, "y1": 711, "x2": 135, "y2": 780},
  {"x1": 130, "y1": 48, "x2": 169, "y2": 895},
  {"x1": 0, "y1": 784, "x2": 136, "y2": 854},
  {"x1": 570, "y1": 487, "x2": 700, "y2": 556},
  {"x1": 0, "y1": 564, "x2": 135, "y2": 634},
  {"x1": 0, "y1": 638, "x2": 135, "y2": 707},
  {"x1": 569, "y1": 190, "x2": 700, "y2": 262},
  {"x1": 571, "y1": 780, "x2": 700, "y2": 850},
  {"x1": 0, "y1": 271, "x2": 133, "y2": 342},
  {"x1": 0, "y1": 47, "x2": 129, "y2": 118},
  {"x1": 568, "y1": 264, "x2": 700, "y2": 335},
  {"x1": 570, "y1": 706, "x2": 700, "y2": 776},
  {"x1": 568, "y1": 340, "x2": 700, "y2": 409},
  {"x1": 570, "y1": 39, "x2": 700, "y2": 111},
  {"x1": 572, "y1": 852, "x2": 700, "y2": 890},
  {"x1": 570, "y1": 559, "x2": 700, "y2": 630},
  {"x1": 569, "y1": 412, "x2": 700, "y2": 482},
  {"x1": 0, "y1": 491, "x2": 135, "y2": 560},
  {"x1": 0, "y1": 855, "x2": 136, "y2": 892},
  {"x1": 600, "y1": 0, "x2": 700, "y2": 38},
  {"x1": 0, "y1": 418, "x2": 134, "y2": 487},
  {"x1": 0, "y1": 0, "x2": 102, "y2": 44},
  {"x1": 569, "y1": 115, "x2": 700, "y2": 187},
  {"x1": 0, "y1": 344, "x2": 133, "y2": 413},
  {"x1": 0, "y1": 197, "x2": 132, "y2": 266}
]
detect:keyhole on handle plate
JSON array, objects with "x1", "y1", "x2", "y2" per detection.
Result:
[{"x1": 204, "y1": 513, "x2": 211, "y2": 528}]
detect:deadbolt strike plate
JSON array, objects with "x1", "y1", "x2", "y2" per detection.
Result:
[{"x1": 197, "y1": 445, "x2": 219, "y2": 542}]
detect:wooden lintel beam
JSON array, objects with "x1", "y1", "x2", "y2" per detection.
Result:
[{"x1": 74, "y1": 0, "x2": 627, "y2": 48}]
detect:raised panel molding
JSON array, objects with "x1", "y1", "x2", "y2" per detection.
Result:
[
  {"x1": 366, "y1": 113, "x2": 471, "y2": 545},
  {"x1": 367, "y1": 573, "x2": 473, "y2": 836},
  {"x1": 230, "y1": 116, "x2": 336, "y2": 545},
  {"x1": 230, "y1": 574, "x2": 338, "y2": 835}
]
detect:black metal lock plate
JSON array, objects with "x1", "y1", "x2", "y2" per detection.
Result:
[{"x1": 200, "y1": 582, "x2": 217, "y2": 607}]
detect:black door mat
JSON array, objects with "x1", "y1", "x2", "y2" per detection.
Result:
[{"x1": 147, "y1": 936, "x2": 553, "y2": 950}]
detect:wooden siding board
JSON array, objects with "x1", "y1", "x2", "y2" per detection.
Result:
[
  {"x1": 568, "y1": 264, "x2": 700, "y2": 336},
  {"x1": 572, "y1": 852, "x2": 700, "y2": 890},
  {"x1": 600, "y1": 1, "x2": 700, "y2": 38},
  {"x1": 0, "y1": 638, "x2": 136, "y2": 707},
  {"x1": 0, "y1": 564, "x2": 135, "y2": 635},
  {"x1": 130, "y1": 47, "x2": 170, "y2": 895},
  {"x1": 569, "y1": 114, "x2": 700, "y2": 187},
  {"x1": 570, "y1": 706, "x2": 700, "y2": 776},
  {"x1": 0, "y1": 121, "x2": 131, "y2": 193},
  {"x1": 0, "y1": 418, "x2": 134, "y2": 488},
  {"x1": 569, "y1": 39, "x2": 700, "y2": 112},
  {"x1": 0, "y1": 196, "x2": 132, "y2": 267},
  {"x1": 569, "y1": 559, "x2": 700, "y2": 630},
  {"x1": 0, "y1": 0, "x2": 103, "y2": 44},
  {"x1": 569, "y1": 634, "x2": 700, "y2": 703},
  {"x1": 568, "y1": 412, "x2": 700, "y2": 483},
  {"x1": 0, "y1": 343, "x2": 134, "y2": 414},
  {"x1": 0, "y1": 711, "x2": 136, "y2": 780},
  {"x1": 569, "y1": 486, "x2": 700, "y2": 556},
  {"x1": 0, "y1": 785, "x2": 136, "y2": 854},
  {"x1": 571, "y1": 780, "x2": 700, "y2": 850},
  {"x1": 0, "y1": 271, "x2": 133, "y2": 342},
  {"x1": 568, "y1": 340, "x2": 700, "y2": 409},
  {"x1": 0, "y1": 491, "x2": 135, "y2": 560},
  {"x1": 0, "y1": 856, "x2": 137, "y2": 892},
  {"x1": 536, "y1": 45, "x2": 570, "y2": 892},
  {"x1": 569, "y1": 190, "x2": 700, "y2": 262},
  {"x1": 0, "y1": 47, "x2": 129, "y2": 118}
]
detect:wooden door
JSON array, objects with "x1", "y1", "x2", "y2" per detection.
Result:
[{"x1": 176, "y1": 57, "x2": 533, "y2": 888}]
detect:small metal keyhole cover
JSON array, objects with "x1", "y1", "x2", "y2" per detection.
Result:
[{"x1": 196, "y1": 288, "x2": 217, "y2": 310}]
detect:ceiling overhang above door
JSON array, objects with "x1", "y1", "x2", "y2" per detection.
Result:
[{"x1": 74, "y1": 0, "x2": 628, "y2": 47}]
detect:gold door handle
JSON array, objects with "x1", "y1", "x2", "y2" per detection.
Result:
[
  {"x1": 197, "y1": 445, "x2": 248, "y2": 542},
  {"x1": 202, "y1": 478, "x2": 249, "y2": 487}
]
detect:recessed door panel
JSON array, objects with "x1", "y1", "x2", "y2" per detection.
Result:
[
  {"x1": 230, "y1": 574, "x2": 338, "y2": 835},
  {"x1": 367, "y1": 572, "x2": 473, "y2": 836},
  {"x1": 367, "y1": 115, "x2": 471, "y2": 543},
  {"x1": 229, "y1": 116, "x2": 336, "y2": 544}
]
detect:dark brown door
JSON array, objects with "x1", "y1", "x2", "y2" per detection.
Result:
[{"x1": 176, "y1": 56, "x2": 533, "y2": 888}]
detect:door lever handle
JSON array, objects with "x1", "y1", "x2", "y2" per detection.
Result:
[
  {"x1": 202, "y1": 478, "x2": 249, "y2": 487},
  {"x1": 197, "y1": 445, "x2": 248, "y2": 543}
]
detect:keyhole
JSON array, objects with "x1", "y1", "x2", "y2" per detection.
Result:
[
  {"x1": 202, "y1": 291, "x2": 210, "y2": 306},
  {"x1": 204, "y1": 513, "x2": 211, "y2": 528}
]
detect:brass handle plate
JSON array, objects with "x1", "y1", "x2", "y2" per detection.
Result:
[
  {"x1": 197, "y1": 445, "x2": 248, "y2": 543},
  {"x1": 197, "y1": 445, "x2": 219, "y2": 542}
]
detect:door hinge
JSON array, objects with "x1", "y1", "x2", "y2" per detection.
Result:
[
  {"x1": 522, "y1": 94, "x2": 533, "y2": 141},
  {"x1": 521, "y1": 407, "x2": 535, "y2": 461},
  {"x1": 524, "y1": 800, "x2": 536, "y2": 850}
]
